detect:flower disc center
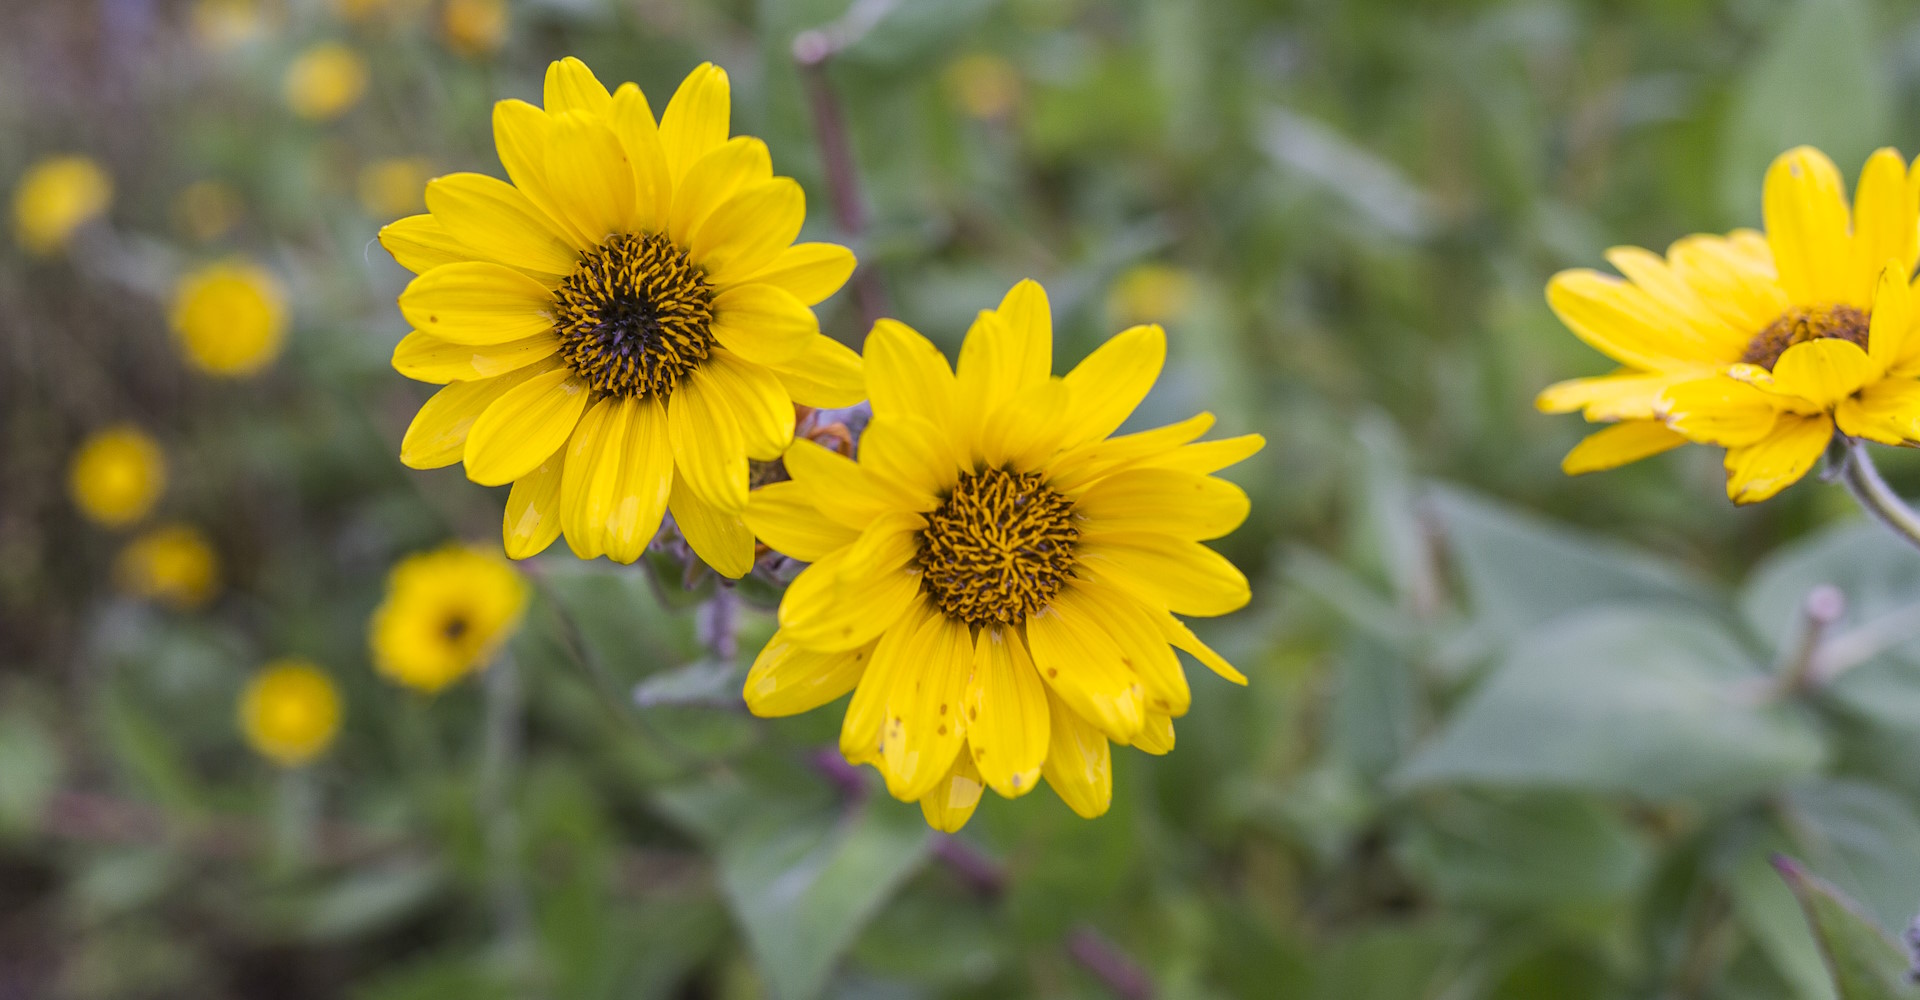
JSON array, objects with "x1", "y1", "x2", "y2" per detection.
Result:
[
  {"x1": 1742, "y1": 304, "x2": 1870, "y2": 369},
  {"x1": 554, "y1": 232, "x2": 715, "y2": 398},
  {"x1": 919, "y1": 468, "x2": 1079, "y2": 627}
]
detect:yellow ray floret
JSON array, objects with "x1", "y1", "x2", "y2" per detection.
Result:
[
  {"x1": 381, "y1": 57, "x2": 864, "y2": 573},
  {"x1": 1537, "y1": 145, "x2": 1920, "y2": 504},
  {"x1": 369, "y1": 545, "x2": 528, "y2": 694},
  {"x1": 741, "y1": 280, "x2": 1262, "y2": 831}
]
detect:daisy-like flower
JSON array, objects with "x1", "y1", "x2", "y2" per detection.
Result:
[
  {"x1": 68, "y1": 425, "x2": 165, "y2": 529},
  {"x1": 370, "y1": 545, "x2": 528, "y2": 694},
  {"x1": 1538, "y1": 146, "x2": 1920, "y2": 503},
  {"x1": 742, "y1": 281, "x2": 1262, "y2": 831},
  {"x1": 381, "y1": 58, "x2": 862, "y2": 574},
  {"x1": 239, "y1": 659, "x2": 343, "y2": 768}
]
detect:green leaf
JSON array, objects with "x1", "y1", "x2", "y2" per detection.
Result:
[
  {"x1": 1718, "y1": 0, "x2": 1891, "y2": 221},
  {"x1": 1396, "y1": 608, "x2": 1825, "y2": 801},
  {"x1": 1774, "y1": 855, "x2": 1918, "y2": 1000},
  {"x1": 1395, "y1": 791, "x2": 1651, "y2": 910},
  {"x1": 1785, "y1": 782, "x2": 1920, "y2": 937},
  {"x1": 0, "y1": 707, "x2": 59, "y2": 835},
  {"x1": 834, "y1": 0, "x2": 1001, "y2": 72},
  {"x1": 304, "y1": 861, "x2": 446, "y2": 942}
]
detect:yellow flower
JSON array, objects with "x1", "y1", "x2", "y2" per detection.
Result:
[
  {"x1": 358, "y1": 157, "x2": 432, "y2": 218},
  {"x1": 174, "y1": 180, "x2": 244, "y2": 242},
  {"x1": 441, "y1": 0, "x2": 507, "y2": 57},
  {"x1": 1539, "y1": 146, "x2": 1920, "y2": 504},
  {"x1": 380, "y1": 58, "x2": 863, "y2": 573},
  {"x1": 944, "y1": 54, "x2": 1021, "y2": 120},
  {"x1": 240, "y1": 659, "x2": 343, "y2": 767},
  {"x1": 741, "y1": 280, "x2": 1262, "y2": 831},
  {"x1": 116, "y1": 524, "x2": 221, "y2": 610},
  {"x1": 170, "y1": 261, "x2": 289, "y2": 377},
  {"x1": 284, "y1": 42, "x2": 368, "y2": 121},
  {"x1": 191, "y1": 0, "x2": 268, "y2": 51},
  {"x1": 13, "y1": 155, "x2": 112, "y2": 255},
  {"x1": 370, "y1": 545, "x2": 528, "y2": 693},
  {"x1": 1107, "y1": 263, "x2": 1197, "y2": 327},
  {"x1": 69, "y1": 426, "x2": 166, "y2": 529}
]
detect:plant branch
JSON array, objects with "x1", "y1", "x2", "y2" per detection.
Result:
[{"x1": 1835, "y1": 437, "x2": 1920, "y2": 553}]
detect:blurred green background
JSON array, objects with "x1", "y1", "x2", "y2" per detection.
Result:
[{"x1": 10, "y1": 0, "x2": 1920, "y2": 996}]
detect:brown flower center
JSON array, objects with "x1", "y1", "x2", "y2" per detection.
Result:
[
  {"x1": 1741, "y1": 304, "x2": 1870, "y2": 370},
  {"x1": 553, "y1": 232, "x2": 715, "y2": 398},
  {"x1": 919, "y1": 468, "x2": 1079, "y2": 627}
]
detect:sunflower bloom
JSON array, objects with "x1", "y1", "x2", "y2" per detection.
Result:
[
  {"x1": 69, "y1": 426, "x2": 165, "y2": 528},
  {"x1": 1538, "y1": 146, "x2": 1920, "y2": 503},
  {"x1": 742, "y1": 281, "x2": 1261, "y2": 831},
  {"x1": 239, "y1": 659, "x2": 343, "y2": 767},
  {"x1": 284, "y1": 42, "x2": 368, "y2": 121},
  {"x1": 171, "y1": 260, "x2": 289, "y2": 376},
  {"x1": 370, "y1": 545, "x2": 528, "y2": 694},
  {"x1": 381, "y1": 58, "x2": 862, "y2": 573},
  {"x1": 13, "y1": 155, "x2": 112, "y2": 255},
  {"x1": 116, "y1": 523, "x2": 221, "y2": 610}
]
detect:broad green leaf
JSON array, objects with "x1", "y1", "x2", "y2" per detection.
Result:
[
  {"x1": 835, "y1": 0, "x2": 1001, "y2": 72},
  {"x1": 1775, "y1": 856, "x2": 1918, "y2": 1000},
  {"x1": 1395, "y1": 791, "x2": 1651, "y2": 910},
  {"x1": 1784, "y1": 782, "x2": 1920, "y2": 937},
  {"x1": 1396, "y1": 608, "x2": 1825, "y2": 800},
  {"x1": 1732, "y1": 835, "x2": 1840, "y2": 1000},
  {"x1": 305, "y1": 862, "x2": 446, "y2": 942}
]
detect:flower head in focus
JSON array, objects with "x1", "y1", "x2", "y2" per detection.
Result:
[
  {"x1": 116, "y1": 524, "x2": 221, "y2": 610},
  {"x1": 380, "y1": 58, "x2": 862, "y2": 573},
  {"x1": 370, "y1": 545, "x2": 528, "y2": 694},
  {"x1": 743, "y1": 280, "x2": 1262, "y2": 831},
  {"x1": 1539, "y1": 146, "x2": 1920, "y2": 503},
  {"x1": 171, "y1": 261, "x2": 289, "y2": 377},
  {"x1": 284, "y1": 42, "x2": 368, "y2": 121},
  {"x1": 13, "y1": 155, "x2": 112, "y2": 255},
  {"x1": 441, "y1": 0, "x2": 507, "y2": 58},
  {"x1": 69, "y1": 426, "x2": 165, "y2": 529},
  {"x1": 239, "y1": 659, "x2": 343, "y2": 767}
]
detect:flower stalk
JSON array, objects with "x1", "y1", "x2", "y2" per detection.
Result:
[{"x1": 1834, "y1": 437, "x2": 1920, "y2": 554}]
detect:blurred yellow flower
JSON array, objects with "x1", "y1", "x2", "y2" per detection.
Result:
[
  {"x1": 116, "y1": 524, "x2": 221, "y2": 610},
  {"x1": 174, "y1": 181, "x2": 244, "y2": 242},
  {"x1": 284, "y1": 43, "x2": 368, "y2": 121},
  {"x1": 330, "y1": 0, "x2": 390, "y2": 23},
  {"x1": 69, "y1": 426, "x2": 165, "y2": 529},
  {"x1": 170, "y1": 261, "x2": 289, "y2": 377},
  {"x1": 239, "y1": 659, "x2": 342, "y2": 767},
  {"x1": 743, "y1": 280, "x2": 1262, "y2": 831},
  {"x1": 357, "y1": 157, "x2": 432, "y2": 218},
  {"x1": 1107, "y1": 264, "x2": 1197, "y2": 327},
  {"x1": 191, "y1": 0, "x2": 269, "y2": 51},
  {"x1": 13, "y1": 155, "x2": 112, "y2": 255},
  {"x1": 370, "y1": 546, "x2": 528, "y2": 694},
  {"x1": 441, "y1": 0, "x2": 507, "y2": 57},
  {"x1": 380, "y1": 58, "x2": 862, "y2": 572},
  {"x1": 944, "y1": 53, "x2": 1022, "y2": 120},
  {"x1": 1539, "y1": 146, "x2": 1920, "y2": 504}
]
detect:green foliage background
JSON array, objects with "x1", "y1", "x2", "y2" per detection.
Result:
[{"x1": 8, "y1": 0, "x2": 1920, "y2": 996}]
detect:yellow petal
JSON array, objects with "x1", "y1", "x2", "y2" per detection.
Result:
[
  {"x1": 744, "y1": 630, "x2": 872, "y2": 717},
  {"x1": 1852, "y1": 148, "x2": 1917, "y2": 306},
  {"x1": 667, "y1": 136, "x2": 768, "y2": 247},
  {"x1": 1602, "y1": 246, "x2": 1748, "y2": 359},
  {"x1": 659, "y1": 62, "x2": 731, "y2": 187},
  {"x1": 767, "y1": 335, "x2": 866, "y2": 407},
  {"x1": 691, "y1": 178, "x2": 804, "y2": 285},
  {"x1": 1768, "y1": 338, "x2": 1877, "y2": 408},
  {"x1": 1024, "y1": 596, "x2": 1146, "y2": 743},
  {"x1": 864, "y1": 319, "x2": 956, "y2": 427},
  {"x1": 978, "y1": 378, "x2": 1072, "y2": 471},
  {"x1": 503, "y1": 451, "x2": 565, "y2": 559},
  {"x1": 610, "y1": 82, "x2": 672, "y2": 233},
  {"x1": 710, "y1": 282, "x2": 818, "y2": 366},
  {"x1": 1836, "y1": 379, "x2": 1920, "y2": 446},
  {"x1": 1130, "y1": 713, "x2": 1175, "y2": 755},
  {"x1": 781, "y1": 437, "x2": 934, "y2": 531},
  {"x1": 861, "y1": 414, "x2": 965, "y2": 498},
  {"x1": 667, "y1": 373, "x2": 748, "y2": 512},
  {"x1": 965, "y1": 626, "x2": 1050, "y2": 799},
  {"x1": 736, "y1": 242, "x2": 856, "y2": 304},
  {"x1": 398, "y1": 261, "x2": 556, "y2": 345},
  {"x1": 669, "y1": 473, "x2": 754, "y2": 578},
  {"x1": 1764, "y1": 146, "x2": 1853, "y2": 306},
  {"x1": 1535, "y1": 369, "x2": 1707, "y2": 421},
  {"x1": 392, "y1": 329, "x2": 558, "y2": 383},
  {"x1": 425, "y1": 172, "x2": 578, "y2": 277},
  {"x1": 1064, "y1": 577, "x2": 1190, "y2": 718},
  {"x1": 955, "y1": 310, "x2": 1016, "y2": 445},
  {"x1": 1040, "y1": 685, "x2": 1111, "y2": 819},
  {"x1": 1546, "y1": 269, "x2": 1731, "y2": 371},
  {"x1": 1725, "y1": 412, "x2": 1833, "y2": 505},
  {"x1": 744, "y1": 480, "x2": 860, "y2": 562},
  {"x1": 1666, "y1": 233, "x2": 1788, "y2": 335},
  {"x1": 1076, "y1": 533, "x2": 1251, "y2": 617},
  {"x1": 1076, "y1": 467, "x2": 1250, "y2": 541},
  {"x1": 779, "y1": 547, "x2": 922, "y2": 652},
  {"x1": 1561, "y1": 420, "x2": 1687, "y2": 475},
  {"x1": 543, "y1": 111, "x2": 636, "y2": 246},
  {"x1": 1658, "y1": 377, "x2": 1783, "y2": 447},
  {"x1": 1060, "y1": 324, "x2": 1165, "y2": 447},
  {"x1": 696, "y1": 350, "x2": 794, "y2": 461},
  {"x1": 560, "y1": 395, "x2": 673, "y2": 561},
  {"x1": 881, "y1": 612, "x2": 973, "y2": 802},
  {"x1": 1869, "y1": 260, "x2": 1914, "y2": 372},
  {"x1": 992, "y1": 279, "x2": 1053, "y2": 389},
  {"x1": 918, "y1": 751, "x2": 985, "y2": 832},
  {"x1": 463, "y1": 367, "x2": 589, "y2": 485},
  {"x1": 399, "y1": 360, "x2": 557, "y2": 469},
  {"x1": 379, "y1": 214, "x2": 475, "y2": 274},
  {"x1": 1137, "y1": 433, "x2": 1265, "y2": 476},
  {"x1": 1045, "y1": 412, "x2": 1216, "y2": 493},
  {"x1": 492, "y1": 100, "x2": 592, "y2": 250},
  {"x1": 542, "y1": 56, "x2": 611, "y2": 117},
  {"x1": 840, "y1": 600, "x2": 928, "y2": 765},
  {"x1": 1160, "y1": 613, "x2": 1248, "y2": 685}
]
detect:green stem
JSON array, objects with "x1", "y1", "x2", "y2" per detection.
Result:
[{"x1": 1837, "y1": 438, "x2": 1920, "y2": 553}]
